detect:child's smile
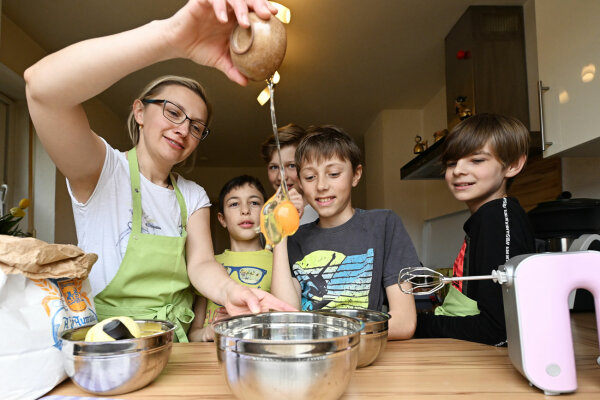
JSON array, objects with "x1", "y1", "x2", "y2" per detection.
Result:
[
  {"x1": 445, "y1": 143, "x2": 510, "y2": 213},
  {"x1": 300, "y1": 157, "x2": 362, "y2": 228},
  {"x1": 315, "y1": 196, "x2": 336, "y2": 206}
]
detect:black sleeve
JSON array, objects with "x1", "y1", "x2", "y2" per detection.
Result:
[{"x1": 416, "y1": 200, "x2": 535, "y2": 345}]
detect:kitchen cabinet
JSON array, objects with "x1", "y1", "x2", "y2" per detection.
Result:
[
  {"x1": 445, "y1": 6, "x2": 529, "y2": 131},
  {"x1": 535, "y1": 0, "x2": 600, "y2": 157},
  {"x1": 402, "y1": 6, "x2": 535, "y2": 180}
]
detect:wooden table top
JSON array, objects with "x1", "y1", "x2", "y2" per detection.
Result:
[{"x1": 49, "y1": 312, "x2": 599, "y2": 399}]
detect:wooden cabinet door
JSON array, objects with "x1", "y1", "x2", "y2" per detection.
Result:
[{"x1": 536, "y1": 0, "x2": 600, "y2": 157}]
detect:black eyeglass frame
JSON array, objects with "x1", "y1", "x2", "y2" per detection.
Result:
[{"x1": 141, "y1": 99, "x2": 210, "y2": 140}]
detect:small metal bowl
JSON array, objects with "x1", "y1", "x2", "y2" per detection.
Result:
[
  {"x1": 59, "y1": 319, "x2": 175, "y2": 395},
  {"x1": 318, "y1": 309, "x2": 390, "y2": 367},
  {"x1": 213, "y1": 311, "x2": 363, "y2": 400}
]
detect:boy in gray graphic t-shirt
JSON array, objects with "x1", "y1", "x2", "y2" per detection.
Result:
[{"x1": 271, "y1": 125, "x2": 421, "y2": 340}]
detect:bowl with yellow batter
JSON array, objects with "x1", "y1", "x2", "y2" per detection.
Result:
[{"x1": 59, "y1": 319, "x2": 175, "y2": 395}]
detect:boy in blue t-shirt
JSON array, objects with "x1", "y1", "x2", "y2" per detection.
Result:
[
  {"x1": 271, "y1": 125, "x2": 420, "y2": 340},
  {"x1": 189, "y1": 175, "x2": 272, "y2": 341}
]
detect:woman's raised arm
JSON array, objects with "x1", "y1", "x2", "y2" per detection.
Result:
[{"x1": 24, "y1": 0, "x2": 276, "y2": 201}]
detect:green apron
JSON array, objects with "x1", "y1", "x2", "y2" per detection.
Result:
[{"x1": 94, "y1": 148, "x2": 195, "y2": 342}]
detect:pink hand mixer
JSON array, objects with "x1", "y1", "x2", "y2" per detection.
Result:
[{"x1": 399, "y1": 250, "x2": 600, "y2": 395}]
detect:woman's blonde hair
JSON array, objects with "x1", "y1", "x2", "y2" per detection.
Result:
[{"x1": 126, "y1": 75, "x2": 212, "y2": 145}]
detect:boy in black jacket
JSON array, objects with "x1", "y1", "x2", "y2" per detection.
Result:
[{"x1": 415, "y1": 113, "x2": 536, "y2": 346}]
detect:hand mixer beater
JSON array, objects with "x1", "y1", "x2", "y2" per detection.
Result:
[{"x1": 398, "y1": 266, "x2": 508, "y2": 295}]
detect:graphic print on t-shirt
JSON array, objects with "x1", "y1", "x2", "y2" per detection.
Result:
[
  {"x1": 116, "y1": 208, "x2": 184, "y2": 257},
  {"x1": 292, "y1": 248, "x2": 374, "y2": 310},
  {"x1": 204, "y1": 264, "x2": 269, "y2": 325}
]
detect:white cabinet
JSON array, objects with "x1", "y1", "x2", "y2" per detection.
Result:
[{"x1": 535, "y1": 0, "x2": 600, "y2": 157}]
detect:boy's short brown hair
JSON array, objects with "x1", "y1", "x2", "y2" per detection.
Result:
[
  {"x1": 260, "y1": 123, "x2": 306, "y2": 163},
  {"x1": 442, "y1": 113, "x2": 530, "y2": 168},
  {"x1": 218, "y1": 175, "x2": 267, "y2": 214},
  {"x1": 295, "y1": 125, "x2": 362, "y2": 172}
]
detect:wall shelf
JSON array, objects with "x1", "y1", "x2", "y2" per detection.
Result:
[{"x1": 400, "y1": 137, "x2": 446, "y2": 180}]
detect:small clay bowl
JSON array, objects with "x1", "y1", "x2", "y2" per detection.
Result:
[{"x1": 230, "y1": 13, "x2": 287, "y2": 81}]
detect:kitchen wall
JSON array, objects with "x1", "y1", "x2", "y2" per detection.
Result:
[
  {"x1": 365, "y1": 109, "x2": 425, "y2": 256},
  {"x1": 364, "y1": 86, "x2": 464, "y2": 262}
]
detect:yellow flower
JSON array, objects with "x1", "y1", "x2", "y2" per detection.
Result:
[
  {"x1": 10, "y1": 207, "x2": 26, "y2": 218},
  {"x1": 19, "y1": 198, "x2": 30, "y2": 209}
]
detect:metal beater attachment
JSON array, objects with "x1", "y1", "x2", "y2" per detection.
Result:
[{"x1": 398, "y1": 266, "x2": 508, "y2": 295}]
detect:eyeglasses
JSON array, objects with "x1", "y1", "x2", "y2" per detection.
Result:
[
  {"x1": 226, "y1": 266, "x2": 267, "y2": 285},
  {"x1": 142, "y1": 99, "x2": 210, "y2": 140}
]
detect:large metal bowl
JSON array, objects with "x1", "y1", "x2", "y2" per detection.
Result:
[
  {"x1": 213, "y1": 311, "x2": 363, "y2": 400},
  {"x1": 318, "y1": 309, "x2": 390, "y2": 367},
  {"x1": 59, "y1": 319, "x2": 175, "y2": 395}
]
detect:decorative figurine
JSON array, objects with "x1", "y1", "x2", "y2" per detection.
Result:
[
  {"x1": 455, "y1": 96, "x2": 473, "y2": 120},
  {"x1": 413, "y1": 135, "x2": 428, "y2": 154},
  {"x1": 433, "y1": 129, "x2": 448, "y2": 142}
]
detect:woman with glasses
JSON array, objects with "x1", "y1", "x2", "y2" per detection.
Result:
[{"x1": 24, "y1": 0, "x2": 293, "y2": 342}]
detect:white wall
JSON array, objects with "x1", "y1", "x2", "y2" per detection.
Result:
[
  {"x1": 422, "y1": 209, "x2": 469, "y2": 268},
  {"x1": 365, "y1": 109, "x2": 427, "y2": 257},
  {"x1": 33, "y1": 134, "x2": 55, "y2": 242}
]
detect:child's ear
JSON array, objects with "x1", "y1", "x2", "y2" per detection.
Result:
[
  {"x1": 504, "y1": 154, "x2": 527, "y2": 178},
  {"x1": 217, "y1": 212, "x2": 227, "y2": 228},
  {"x1": 132, "y1": 99, "x2": 145, "y2": 125},
  {"x1": 352, "y1": 165, "x2": 363, "y2": 187}
]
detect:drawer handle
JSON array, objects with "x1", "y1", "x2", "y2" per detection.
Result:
[{"x1": 538, "y1": 80, "x2": 553, "y2": 151}]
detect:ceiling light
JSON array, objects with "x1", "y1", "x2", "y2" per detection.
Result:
[
  {"x1": 270, "y1": 2, "x2": 291, "y2": 24},
  {"x1": 581, "y1": 64, "x2": 596, "y2": 83}
]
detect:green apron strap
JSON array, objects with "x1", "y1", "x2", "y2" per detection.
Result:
[
  {"x1": 128, "y1": 149, "x2": 187, "y2": 232},
  {"x1": 170, "y1": 173, "x2": 188, "y2": 231},
  {"x1": 127, "y1": 148, "x2": 143, "y2": 234}
]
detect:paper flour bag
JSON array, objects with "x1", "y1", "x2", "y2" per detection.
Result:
[{"x1": 0, "y1": 236, "x2": 98, "y2": 400}]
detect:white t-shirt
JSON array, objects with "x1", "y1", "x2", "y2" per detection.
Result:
[{"x1": 67, "y1": 139, "x2": 210, "y2": 296}]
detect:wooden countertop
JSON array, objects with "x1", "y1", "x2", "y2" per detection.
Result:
[{"x1": 49, "y1": 312, "x2": 599, "y2": 399}]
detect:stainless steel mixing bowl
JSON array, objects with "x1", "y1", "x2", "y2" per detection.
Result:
[
  {"x1": 318, "y1": 309, "x2": 390, "y2": 367},
  {"x1": 213, "y1": 311, "x2": 363, "y2": 400},
  {"x1": 59, "y1": 319, "x2": 175, "y2": 395}
]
